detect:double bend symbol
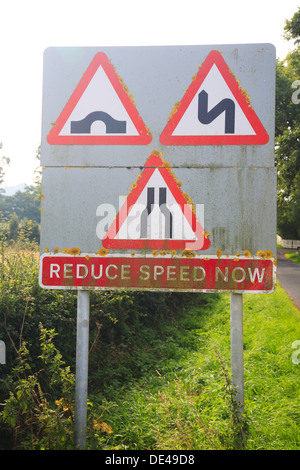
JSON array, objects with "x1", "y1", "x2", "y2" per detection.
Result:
[{"x1": 198, "y1": 90, "x2": 235, "y2": 134}]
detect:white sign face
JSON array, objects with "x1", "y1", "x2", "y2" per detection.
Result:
[{"x1": 41, "y1": 44, "x2": 276, "y2": 168}]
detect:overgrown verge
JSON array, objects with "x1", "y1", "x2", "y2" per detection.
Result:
[
  {"x1": 1, "y1": 234, "x2": 299, "y2": 449},
  {"x1": 0, "y1": 232, "x2": 201, "y2": 448},
  {"x1": 93, "y1": 285, "x2": 300, "y2": 450}
]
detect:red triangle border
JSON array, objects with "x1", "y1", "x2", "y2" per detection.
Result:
[
  {"x1": 47, "y1": 52, "x2": 152, "y2": 146},
  {"x1": 102, "y1": 153, "x2": 211, "y2": 251},
  {"x1": 159, "y1": 50, "x2": 269, "y2": 146}
]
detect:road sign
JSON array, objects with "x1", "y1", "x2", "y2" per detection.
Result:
[
  {"x1": 41, "y1": 44, "x2": 275, "y2": 168},
  {"x1": 39, "y1": 153, "x2": 277, "y2": 292},
  {"x1": 39, "y1": 45, "x2": 277, "y2": 443},
  {"x1": 40, "y1": 253, "x2": 275, "y2": 293},
  {"x1": 102, "y1": 152, "x2": 210, "y2": 251},
  {"x1": 159, "y1": 50, "x2": 269, "y2": 146},
  {"x1": 40, "y1": 44, "x2": 276, "y2": 293},
  {"x1": 47, "y1": 52, "x2": 152, "y2": 146}
]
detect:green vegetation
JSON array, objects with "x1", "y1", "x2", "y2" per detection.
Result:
[
  {"x1": 1, "y1": 7, "x2": 300, "y2": 452},
  {"x1": 276, "y1": 7, "x2": 300, "y2": 240},
  {"x1": 285, "y1": 251, "x2": 300, "y2": 264},
  {"x1": 93, "y1": 285, "x2": 300, "y2": 451},
  {"x1": 0, "y1": 145, "x2": 41, "y2": 244},
  {"x1": 0, "y1": 235, "x2": 299, "y2": 450}
]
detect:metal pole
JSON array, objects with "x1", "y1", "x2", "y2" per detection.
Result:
[
  {"x1": 230, "y1": 293, "x2": 244, "y2": 414},
  {"x1": 74, "y1": 289, "x2": 90, "y2": 450}
]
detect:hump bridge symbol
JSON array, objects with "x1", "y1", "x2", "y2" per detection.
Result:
[{"x1": 71, "y1": 111, "x2": 127, "y2": 134}]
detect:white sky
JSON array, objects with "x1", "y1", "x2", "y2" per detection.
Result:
[{"x1": 0, "y1": 0, "x2": 299, "y2": 187}]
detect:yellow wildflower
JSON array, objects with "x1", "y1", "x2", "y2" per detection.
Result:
[
  {"x1": 257, "y1": 250, "x2": 273, "y2": 259},
  {"x1": 182, "y1": 249, "x2": 195, "y2": 258},
  {"x1": 97, "y1": 248, "x2": 109, "y2": 256},
  {"x1": 68, "y1": 247, "x2": 81, "y2": 256}
]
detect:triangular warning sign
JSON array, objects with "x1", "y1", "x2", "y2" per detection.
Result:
[
  {"x1": 102, "y1": 152, "x2": 211, "y2": 251},
  {"x1": 160, "y1": 50, "x2": 269, "y2": 146},
  {"x1": 47, "y1": 52, "x2": 152, "y2": 145}
]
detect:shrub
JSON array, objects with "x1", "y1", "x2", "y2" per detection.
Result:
[{"x1": 0, "y1": 324, "x2": 75, "y2": 450}]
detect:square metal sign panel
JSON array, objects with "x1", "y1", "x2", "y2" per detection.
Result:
[
  {"x1": 41, "y1": 44, "x2": 275, "y2": 168},
  {"x1": 40, "y1": 44, "x2": 276, "y2": 293}
]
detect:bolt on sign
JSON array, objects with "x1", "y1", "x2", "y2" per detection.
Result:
[{"x1": 39, "y1": 44, "x2": 276, "y2": 293}]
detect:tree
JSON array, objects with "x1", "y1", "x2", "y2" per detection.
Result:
[
  {"x1": 0, "y1": 188, "x2": 40, "y2": 223},
  {"x1": 276, "y1": 52, "x2": 300, "y2": 136},
  {"x1": 284, "y1": 6, "x2": 300, "y2": 44},
  {"x1": 276, "y1": 8, "x2": 300, "y2": 240},
  {"x1": 276, "y1": 124, "x2": 300, "y2": 239},
  {"x1": 0, "y1": 142, "x2": 10, "y2": 190}
]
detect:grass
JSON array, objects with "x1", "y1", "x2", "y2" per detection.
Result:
[
  {"x1": 285, "y1": 252, "x2": 300, "y2": 264},
  {"x1": 94, "y1": 284, "x2": 300, "y2": 450}
]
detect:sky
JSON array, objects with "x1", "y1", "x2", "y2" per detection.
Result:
[{"x1": 0, "y1": 0, "x2": 299, "y2": 189}]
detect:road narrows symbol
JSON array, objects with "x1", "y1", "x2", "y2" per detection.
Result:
[{"x1": 140, "y1": 187, "x2": 173, "y2": 239}]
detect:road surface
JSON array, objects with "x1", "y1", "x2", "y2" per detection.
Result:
[{"x1": 277, "y1": 249, "x2": 300, "y2": 311}]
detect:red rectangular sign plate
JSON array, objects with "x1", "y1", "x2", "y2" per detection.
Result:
[{"x1": 39, "y1": 254, "x2": 275, "y2": 293}]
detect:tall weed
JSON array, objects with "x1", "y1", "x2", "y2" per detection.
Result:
[{"x1": 0, "y1": 324, "x2": 75, "y2": 449}]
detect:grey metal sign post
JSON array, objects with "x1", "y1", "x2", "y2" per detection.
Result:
[
  {"x1": 0, "y1": 340, "x2": 5, "y2": 365},
  {"x1": 74, "y1": 290, "x2": 90, "y2": 450},
  {"x1": 230, "y1": 293, "x2": 244, "y2": 414}
]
